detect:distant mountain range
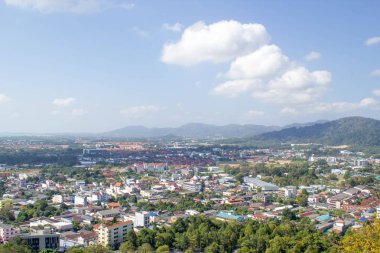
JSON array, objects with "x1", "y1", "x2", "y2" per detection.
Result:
[
  {"x1": 2, "y1": 117, "x2": 378, "y2": 147},
  {"x1": 103, "y1": 123, "x2": 281, "y2": 139},
  {"x1": 255, "y1": 116, "x2": 380, "y2": 146},
  {"x1": 103, "y1": 120, "x2": 331, "y2": 139},
  {"x1": 103, "y1": 117, "x2": 380, "y2": 146}
]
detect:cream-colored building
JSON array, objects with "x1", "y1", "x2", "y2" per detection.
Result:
[{"x1": 95, "y1": 221, "x2": 133, "y2": 247}]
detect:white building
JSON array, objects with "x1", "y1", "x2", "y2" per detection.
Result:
[
  {"x1": 134, "y1": 211, "x2": 150, "y2": 227},
  {"x1": 52, "y1": 195, "x2": 63, "y2": 204},
  {"x1": 74, "y1": 195, "x2": 88, "y2": 206},
  {"x1": 95, "y1": 221, "x2": 133, "y2": 247},
  {"x1": 0, "y1": 223, "x2": 20, "y2": 243},
  {"x1": 21, "y1": 228, "x2": 60, "y2": 252},
  {"x1": 182, "y1": 181, "x2": 202, "y2": 192}
]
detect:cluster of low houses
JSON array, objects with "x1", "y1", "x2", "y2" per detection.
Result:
[{"x1": 0, "y1": 164, "x2": 378, "y2": 252}]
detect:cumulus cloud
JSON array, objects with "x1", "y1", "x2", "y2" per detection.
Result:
[
  {"x1": 281, "y1": 107, "x2": 298, "y2": 114},
  {"x1": 225, "y1": 44, "x2": 289, "y2": 79},
  {"x1": 0, "y1": 94, "x2": 11, "y2": 104},
  {"x1": 53, "y1": 97, "x2": 75, "y2": 107},
  {"x1": 304, "y1": 51, "x2": 321, "y2": 61},
  {"x1": 162, "y1": 22, "x2": 183, "y2": 32},
  {"x1": 161, "y1": 20, "x2": 269, "y2": 66},
  {"x1": 211, "y1": 79, "x2": 259, "y2": 98},
  {"x1": 161, "y1": 20, "x2": 332, "y2": 105},
  {"x1": 373, "y1": 89, "x2": 380, "y2": 96},
  {"x1": 252, "y1": 67, "x2": 332, "y2": 104},
  {"x1": 4, "y1": 0, "x2": 134, "y2": 13},
  {"x1": 365, "y1": 36, "x2": 380, "y2": 46},
  {"x1": 306, "y1": 98, "x2": 378, "y2": 114},
  {"x1": 120, "y1": 105, "x2": 163, "y2": 118},
  {"x1": 370, "y1": 69, "x2": 380, "y2": 77}
]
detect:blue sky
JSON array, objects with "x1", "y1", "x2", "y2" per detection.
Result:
[{"x1": 0, "y1": 0, "x2": 379, "y2": 133}]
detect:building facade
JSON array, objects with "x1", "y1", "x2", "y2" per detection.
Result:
[{"x1": 95, "y1": 221, "x2": 133, "y2": 247}]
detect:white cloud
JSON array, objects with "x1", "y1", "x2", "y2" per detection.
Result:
[
  {"x1": 252, "y1": 67, "x2": 332, "y2": 104},
  {"x1": 120, "y1": 2, "x2": 134, "y2": 10},
  {"x1": 304, "y1": 51, "x2": 321, "y2": 61},
  {"x1": 281, "y1": 107, "x2": 298, "y2": 114},
  {"x1": 4, "y1": 0, "x2": 134, "y2": 13},
  {"x1": 162, "y1": 22, "x2": 182, "y2": 32},
  {"x1": 370, "y1": 69, "x2": 380, "y2": 77},
  {"x1": 71, "y1": 108, "x2": 87, "y2": 116},
  {"x1": 211, "y1": 79, "x2": 259, "y2": 98},
  {"x1": 120, "y1": 105, "x2": 163, "y2": 118},
  {"x1": 53, "y1": 97, "x2": 75, "y2": 107},
  {"x1": 0, "y1": 94, "x2": 11, "y2": 104},
  {"x1": 225, "y1": 44, "x2": 289, "y2": 79},
  {"x1": 161, "y1": 19, "x2": 332, "y2": 106},
  {"x1": 306, "y1": 98, "x2": 378, "y2": 114},
  {"x1": 360, "y1": 97, "x2": 378, "y2": 107},
  {"x1": 365, "y1": 36, "x2": 380, "y2": 46},
  {"x1": 373, "y1": 89, "x2": 380, "y2": 96},
  {"x1": 161, "y1": 20, "x2": 269, "y2": 66}
]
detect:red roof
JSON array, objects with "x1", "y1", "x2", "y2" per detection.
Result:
[{"x1": 108, "y1": 202, "x2": 121, "y2": 208}]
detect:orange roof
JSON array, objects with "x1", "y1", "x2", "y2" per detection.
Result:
[
  {"x1": 115, "y1": 182, "x2": 122, "y2": 187},
  {"x1": 108, "y1": 202, "x2": 121, "y2": 208},
  {"x1": 93, "y1": 224, "x2": 101, "y2": 229}
]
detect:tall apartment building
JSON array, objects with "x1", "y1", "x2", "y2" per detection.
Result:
[
  {"x1": 20, "y1": 228, "x2": 59, "y2": 252},
  {"x1": 73, "y1": 195, "x2": 88, "y2": 206},
  {"x1": 182, "y1": 181, "x2": 202, "y2": 192},
  {"x1": 95, "y1": 221, "x2": 133, "y2": 247},
  {"x1": 134, "y1": 211, "x2": 150, "y2": 227},
  {"x1": 0, "y1": 223, "x2": 20, "y2": 243},
  {"x1": 279, "y1": 186, "x2": 297, "y2": 199}
]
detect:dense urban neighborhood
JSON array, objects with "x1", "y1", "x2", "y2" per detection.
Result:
[
  {"x1": 0, "y1": 137, "x2": 379, "y2": 252},
  {"x1": 2, "y1": 0, "x2": 379, "y2": 252}
]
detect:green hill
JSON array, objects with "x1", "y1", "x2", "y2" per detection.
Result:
[{"x1": 255, "y1": 116, "x2": 380, "y2": 146}]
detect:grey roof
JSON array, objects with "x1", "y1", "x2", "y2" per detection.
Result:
[
  {"x1": 243, "y1": 177, "x2": 279, "y2": 191},
  {"x1": 97, "y1": 209, "x2": 120, "y2": 216},
  {"x1": 343, "y1": 188, "x2": 361, "y2": 195}
]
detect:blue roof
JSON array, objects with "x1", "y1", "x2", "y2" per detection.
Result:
[
  {"x1": 316, "y1": 214, "x2": 331, "y2": 222},
  {"x1": 359, "y1": 217, "x2": 368, "y2": 222},
  {"x1": 216, "y1": 212, "x2": 244, "y2": 222},
  {"x1": 149, "y1": 212, "x2": 158, "y2": 216},
  {"x1": 367, "y1": 208, "x2": 375, "y2": 213}
]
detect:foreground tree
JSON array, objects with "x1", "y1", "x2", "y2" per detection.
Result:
[
  {"x1": 0, "y1": 243, "x2": 31, "y2": 253},
  {"x1": 340, "y1": 220, "x2": 380, "y2": 253},
  {"x1": 39, "y1": 250, "x2": 56, "y2": 253},
  {"x1": 137, "y1": 243, "x2": 154, "y2": 253},
  {"x1": 82, "y1": 245, "x2": 112, "y2": 253},
  {"x1": 120, "y1": 241, "x2": 136, "y2": 253},
  {"x1": 65, "y1": 248, "x2": 84, "y2": 253},
  {"x1": 156, "y1": 245, "x2": 170, "y2": 253}
]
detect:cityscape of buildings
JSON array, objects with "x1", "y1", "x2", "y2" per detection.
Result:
[{"x1": 0, "y1": 138, "x2": 379, "y2": 251}]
